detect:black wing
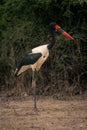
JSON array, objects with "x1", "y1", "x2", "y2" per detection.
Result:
[
  {"x1": 18, "y1": 52, "x2": 42, "y2": 67},
  {"x1": 15, "y1": 52, "x2": 42, "y2": 76}
]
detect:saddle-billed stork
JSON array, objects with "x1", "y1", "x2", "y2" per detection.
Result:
[{"x1": 15, "y1": 22, "x2": 74, "y2": 111}]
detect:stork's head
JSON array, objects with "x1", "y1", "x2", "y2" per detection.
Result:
[{"x1": 49, "y1": 22, "x2": 74, "y2": 40}]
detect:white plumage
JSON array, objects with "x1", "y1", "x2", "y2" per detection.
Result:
[{"x1": 31, "y1": 44, "x2": 49, "y2": 71}]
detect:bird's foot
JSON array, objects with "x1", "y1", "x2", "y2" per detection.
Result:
[{"x1": 33, "y1": 107, "x2": 39, "y2": 114}]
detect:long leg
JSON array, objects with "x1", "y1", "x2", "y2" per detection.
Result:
[{"x1": 32, "y1": 70, "x2": 37, "y2": 111}]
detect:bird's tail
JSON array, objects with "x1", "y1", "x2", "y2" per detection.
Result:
[{"x1": 14, "y1": 68, "x2": 19, "y2": 77}]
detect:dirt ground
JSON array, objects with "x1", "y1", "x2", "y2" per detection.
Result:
[{"x1": 0, "y1": 95, "x2": 87, "y2": 130}]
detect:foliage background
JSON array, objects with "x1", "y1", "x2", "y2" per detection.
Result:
[{"x1": 0, "y1": 0, "x2": 87, "y2": 96}]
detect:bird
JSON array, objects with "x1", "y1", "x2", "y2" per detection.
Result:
[{"x1": 14, "y1": 22, "x2": 74, "y2": 111}]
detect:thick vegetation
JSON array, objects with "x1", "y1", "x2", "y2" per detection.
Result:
[{"x1": 0, "y1": 0, "x2": 87, "y2": 96}]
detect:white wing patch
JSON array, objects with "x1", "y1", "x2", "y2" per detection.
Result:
[
  {"x1": 16, "y1": 65, "x2": 31, "y2": 76},
  {"x1": 32, "y1": 44, "x2": 49, "y2": 71}
]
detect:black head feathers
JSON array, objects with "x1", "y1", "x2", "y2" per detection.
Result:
[{"x1": 49, "y1": 22, "x2": 56, "y2": 31}]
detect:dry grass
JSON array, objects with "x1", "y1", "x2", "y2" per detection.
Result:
[{"x1": 0, "y1": 96, "x2": 87, "y2": 130}]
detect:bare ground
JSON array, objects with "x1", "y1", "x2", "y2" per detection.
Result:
[{"x1": 0, "y1": 96, "x2": 87, "y2": 130}]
